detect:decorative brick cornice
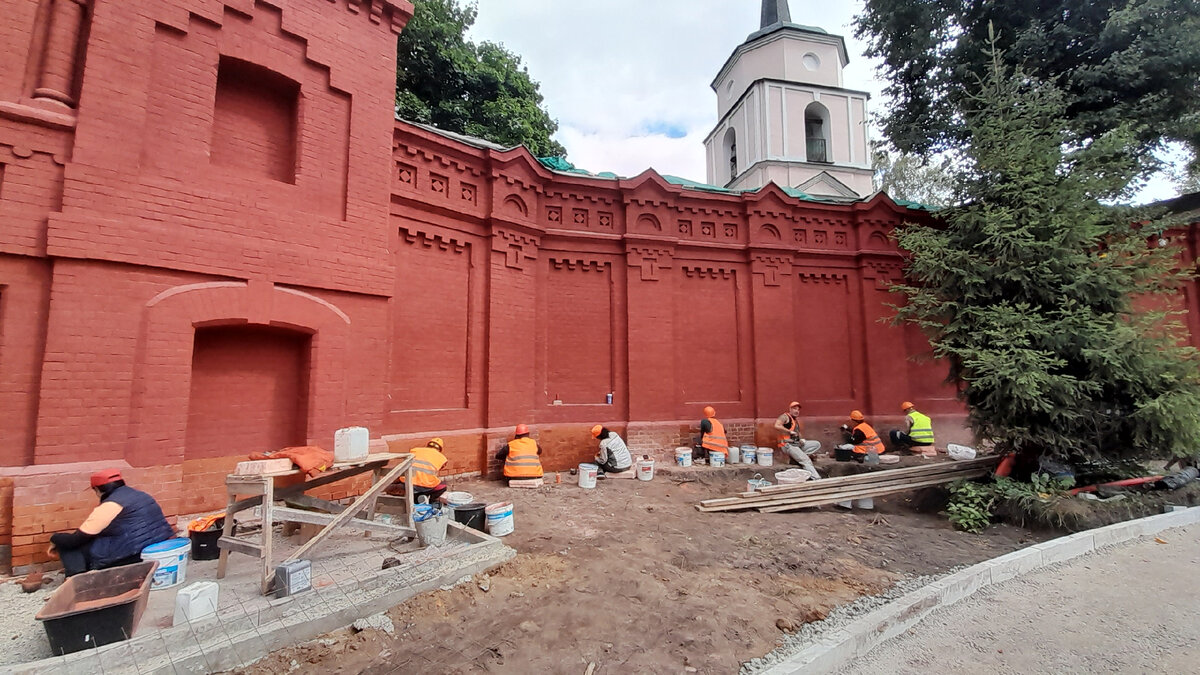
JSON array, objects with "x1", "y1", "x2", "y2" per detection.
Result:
[
  {"x1": 399, "y1": 227, "x2": 468, "y2": 255},
  {"x1": 626, "y1": 245, "x2": 674, "y2": 282}
]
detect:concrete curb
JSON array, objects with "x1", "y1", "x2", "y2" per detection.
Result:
[
  {"x1": 15, "y1": 533, "x2": 516, "y2": 675},
  {"x1": 760, "y1": 506, "x2": 1200, "y2": 674}
]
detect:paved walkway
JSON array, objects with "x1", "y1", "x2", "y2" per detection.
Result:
[{"x1": 845, "y1": 523, "x2": 1200, "y2": 674}]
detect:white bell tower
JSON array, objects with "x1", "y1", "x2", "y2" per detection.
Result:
[{"x1": 704, "y1": 0, "x2": 873, "y2": 199}]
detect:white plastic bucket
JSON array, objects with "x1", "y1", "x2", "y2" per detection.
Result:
[
  {"x1": 742, "y1": 447, "x2": 757, "y2": 464},
  {"x1": 485, "y1": 502, "x2": 515, "y2": 536},
  {"x1": 636, "y1": 459, "x2": 655, "y2": 481},
  {"x1": 142, "y1": 538, "x2": 190, "y2": 590},
  {"x1": 710, "y1": 452, "x2": 726, "y2": 467},
  {"x1": 728, "y1": 446, "x2": 741, "y2": 463},
  {"x1": 442, "y1": 491, "x2": 473, "y2": 507},
  {"x1": 747, "y1": 473, "x2": 772, "y2": 491},
  {"x1": 757, "y1": 447, "x2": 774, "y2": 466},
  {"x1": 674, "y1": 448, "x2": 693, "y2": 468},
  {"x1": 578, "y1": 463, "x2": 599, "y2": 488}
]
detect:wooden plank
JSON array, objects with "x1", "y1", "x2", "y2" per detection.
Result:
[
  {"x1": 700, "y1": 465, "x2": 991, "y2": 509},
  {"x1": 283, "y1": 494, "x2": 346, "y2": 513},
  {"x1": 261, "y1": 478, "x2": 274, "y2": 594},
  {"x1": 279, "y1": 457, "x2": 413, "y2": 568},
  {"x1": 695, "y1": 470, "x2": 991, "y2": 513},
  {"x1": 217, "y1": 536, "x2": 263, "y2": 557},
  {"x1": 696, "y1": 467, "x2": 991, "y2": 512},
  {"x1": 756, "y1": 473, "x2": 985, "y2": 513},
  {"x1": 736, "y1": 457, "x2": 999, "y2": 498},
  {"x1": 272, "y1": 507, "x2": 415, "y2": 536}
]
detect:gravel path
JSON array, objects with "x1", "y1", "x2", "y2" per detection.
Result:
[
  {"x1": 845, "y1": 524, "x2": 1200, "y2": 674},
  {"x1": 0, "y1": 579, "x2": 57, "y2": 665}
]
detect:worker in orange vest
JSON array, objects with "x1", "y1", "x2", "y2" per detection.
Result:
[
  {"x1": 837, "y1": 410, "x2": 885, "y2": 462},
  {"x1": 699, "y1": 405, "x2": 729, "y2": 462},
  {"x1": 496, "y1": 423, "x2": 544, "y2": 480},
  {"x1": 775, "y1": 401, "x2": 822, "y2": 478},
  {"x1": 387, "y1": 438, "x2": 448, "y2": 503}
]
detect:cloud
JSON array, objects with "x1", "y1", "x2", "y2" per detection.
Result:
[{"x1": 469, "y1": 0, "x2": 881, "y2": 183}]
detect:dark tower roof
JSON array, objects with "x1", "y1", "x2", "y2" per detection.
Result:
[{"x1": 761, "y1": 0, "x2": 792, "y2": 28}]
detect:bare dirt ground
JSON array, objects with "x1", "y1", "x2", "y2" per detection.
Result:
[{"x1": 232, "y1": 459, "x2": 1049, "y2": 674}]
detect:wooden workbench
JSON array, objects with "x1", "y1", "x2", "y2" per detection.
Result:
[{"x1": 216, "y1": 453, "x2": 417, "y2": 594}]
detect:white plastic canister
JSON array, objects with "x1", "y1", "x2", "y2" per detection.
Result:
[{"x1": 333, "y1": 427, "x2": 369, "y2": 462}]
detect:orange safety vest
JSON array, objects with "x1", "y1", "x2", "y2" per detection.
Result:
[
  {"x1": 853, "y1": 422, "x2": 885, "y2": 455},
  {"x1": 404, "y1": 446, "x2": 447, "y2": 488},
  {"x1": 778, "y1": 413, "x2": 799, "y2": 449},
  {"x1": 504, "y1": 437, "x2": 543, "y2": 478},
  {"x1": 702, "y1": 417, "x2": 729, "y2": 456}
]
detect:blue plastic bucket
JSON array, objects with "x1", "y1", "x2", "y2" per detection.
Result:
[{"x1": 141, "y1": 538, "x2": 190, "y2": 590}]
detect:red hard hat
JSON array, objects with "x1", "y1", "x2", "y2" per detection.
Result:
[
  {"x1": 849, "y1": 410, "x2": 865, "y2": 422},
  {"x1": 703, "y1": 406, "x2": 716, "y2": 418},
  {"x1": 90, "y1": 468, "x2": 123, "y2": 488},
  {"x1": 901, "y1": 401, "x2": 915, "y2": 411},
  {"x1": 515, "y1": 423, "x2": 529, "y2": 435},
  {"x1": 789, "y1": 401, "x2": 801, "y2": 408},
  {"x1": 590, "y1": 425, "x2": 603, "y2": 438}
]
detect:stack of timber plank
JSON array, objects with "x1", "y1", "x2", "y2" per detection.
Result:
[{"x1": 696, "y1": 456, "x2": 1001, "y2": 514}]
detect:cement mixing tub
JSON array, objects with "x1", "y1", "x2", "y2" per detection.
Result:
[{"x1": 35, "y1": 560, "x2": 157, "y2": 655}]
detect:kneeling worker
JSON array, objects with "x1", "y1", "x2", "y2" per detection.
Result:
[
  {"x1": 496, "y1": 423, "x2": 544, "y2": 481},
  {"x1": 48, "y1": 469, "x2": 174, "y2": 577},
  {"x1": 591, "y1": 425, "x2": 633, "y2": 475},
  {"x1": 699, "y1": 406, "x2": 729, "y2": 462},
  {"x1": 890, "y1": 402, "x2": 935, "y2": 455},
  {"x1": 837, "y1": 410, "x2": 885, "y2": 462},
  {"x1": 388, "y1": 438, "x2": 448, "y2": 503}
]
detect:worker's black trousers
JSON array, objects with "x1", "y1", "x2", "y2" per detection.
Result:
[{"x1": 59, "y1": 545, "x2": 141, "y2": 577}]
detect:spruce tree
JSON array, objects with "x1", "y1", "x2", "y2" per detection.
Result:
[{"x1": 893, "y1": 47, "x2": 1200, "y2": 464}]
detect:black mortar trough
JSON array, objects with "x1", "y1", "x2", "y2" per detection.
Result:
[{"x1": 35, "y1": 560, "x2": 157, "y2": 655}]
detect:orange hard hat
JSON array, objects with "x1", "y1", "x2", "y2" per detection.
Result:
[
  {"x1": 901, "y1": 401, "x2": 915, "y2": 411},
  {"x1": 849, "y1": 410, "x2": 865, "y2": 422},
  {"x1": 703, "y1": 406, "x2": 716, "y2": 418},
  {"x1": 428, "y1": 438, "x2": 444, "y2": 450},
  {"x1": 514, "y1": 423, "x2": 529, "y2": 435},
  {"x1": 789, "y1": 401, "x2": 801, "y2": 408},
  {"x1": 90, "y1": 468, "x2": 123, "y2": 488},
  {"x1": 590, "y1": 425, "x2": 603, "y2": 438}
]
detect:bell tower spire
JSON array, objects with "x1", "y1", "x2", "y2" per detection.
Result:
[{"x1": 761, "y1": 0, "x2": 792, "y2": 28}]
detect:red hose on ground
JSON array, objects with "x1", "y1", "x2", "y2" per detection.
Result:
[{"x1": 1069, "y1": 476, "x2": 1164, "y2": 496}]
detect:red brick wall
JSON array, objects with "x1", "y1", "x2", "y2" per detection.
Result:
[
  {"x1": 186, "y1": 325, "x2": 310, "y2": 461},
  {"x1": 544, "y1": 261, "x2": 613, "y2": 405},
  {"x1": 210, "y1": 56, "x2": 299, "y2": 184}
]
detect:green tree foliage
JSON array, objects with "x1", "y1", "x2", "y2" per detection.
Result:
[
  {"x1": 396, "y1": 0, "x2": 567, "y2": 157},
  {"x1": 855, "y1": 0, "x2": 1200, "y2": 171},
  {"x1": 893, "y1": 49, "x2": 1200, "y2": 463},
  {"x1": 871, "y1": 142, "x2": 957, "y2": 208}
]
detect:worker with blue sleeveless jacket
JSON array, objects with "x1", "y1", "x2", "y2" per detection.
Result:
[{"x1": 47, "y1": 468, "x2": 174, "y2": 577}]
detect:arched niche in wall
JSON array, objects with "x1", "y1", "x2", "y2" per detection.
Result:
[
  {"x1": 723, "y1": 127, "x2": 738, "y2": 183},
  {"x1": 804, "y1": 102, "x2": 832, "y2": 164}
]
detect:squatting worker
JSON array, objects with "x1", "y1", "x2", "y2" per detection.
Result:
[
  {"x1": 496, "y1": 423, "x2": 544, "y2": 479},
  {"x1": 774, "y1": 401, "x2": 822, "y2": 478},
  {"x1": 890, "y1": 401, "x2": 935, "y2": 454},
  {"x1": 388, "y1": 438, "x2": 448, "y2": 503},
  {"x1": 591, "y1": 425, "x2": 633, "y2": 475},
  {"x1": 699, "y1": 405, "x2": 729, "y2": 461},
  {"x1": 837, "y1": 410, "x2": 885, "y2": 462},
  {"x1": 47, "y1": 469, "x2": 174, "y2": 577}
]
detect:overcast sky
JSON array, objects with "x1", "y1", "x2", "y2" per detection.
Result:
[{"x1": 468, "y1": 0, "x2": 1180, "y2": 202}]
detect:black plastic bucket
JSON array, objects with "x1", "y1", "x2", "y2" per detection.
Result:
[
  {"x1": 452, "y1": 503, "x2": 487, "y2": 532},
  {"x1": 835, "y1": 446, "x2": 856, "y2": 462},
  {"x1": 189, "y1": 529, "x2": 222, "y2": 561}
]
